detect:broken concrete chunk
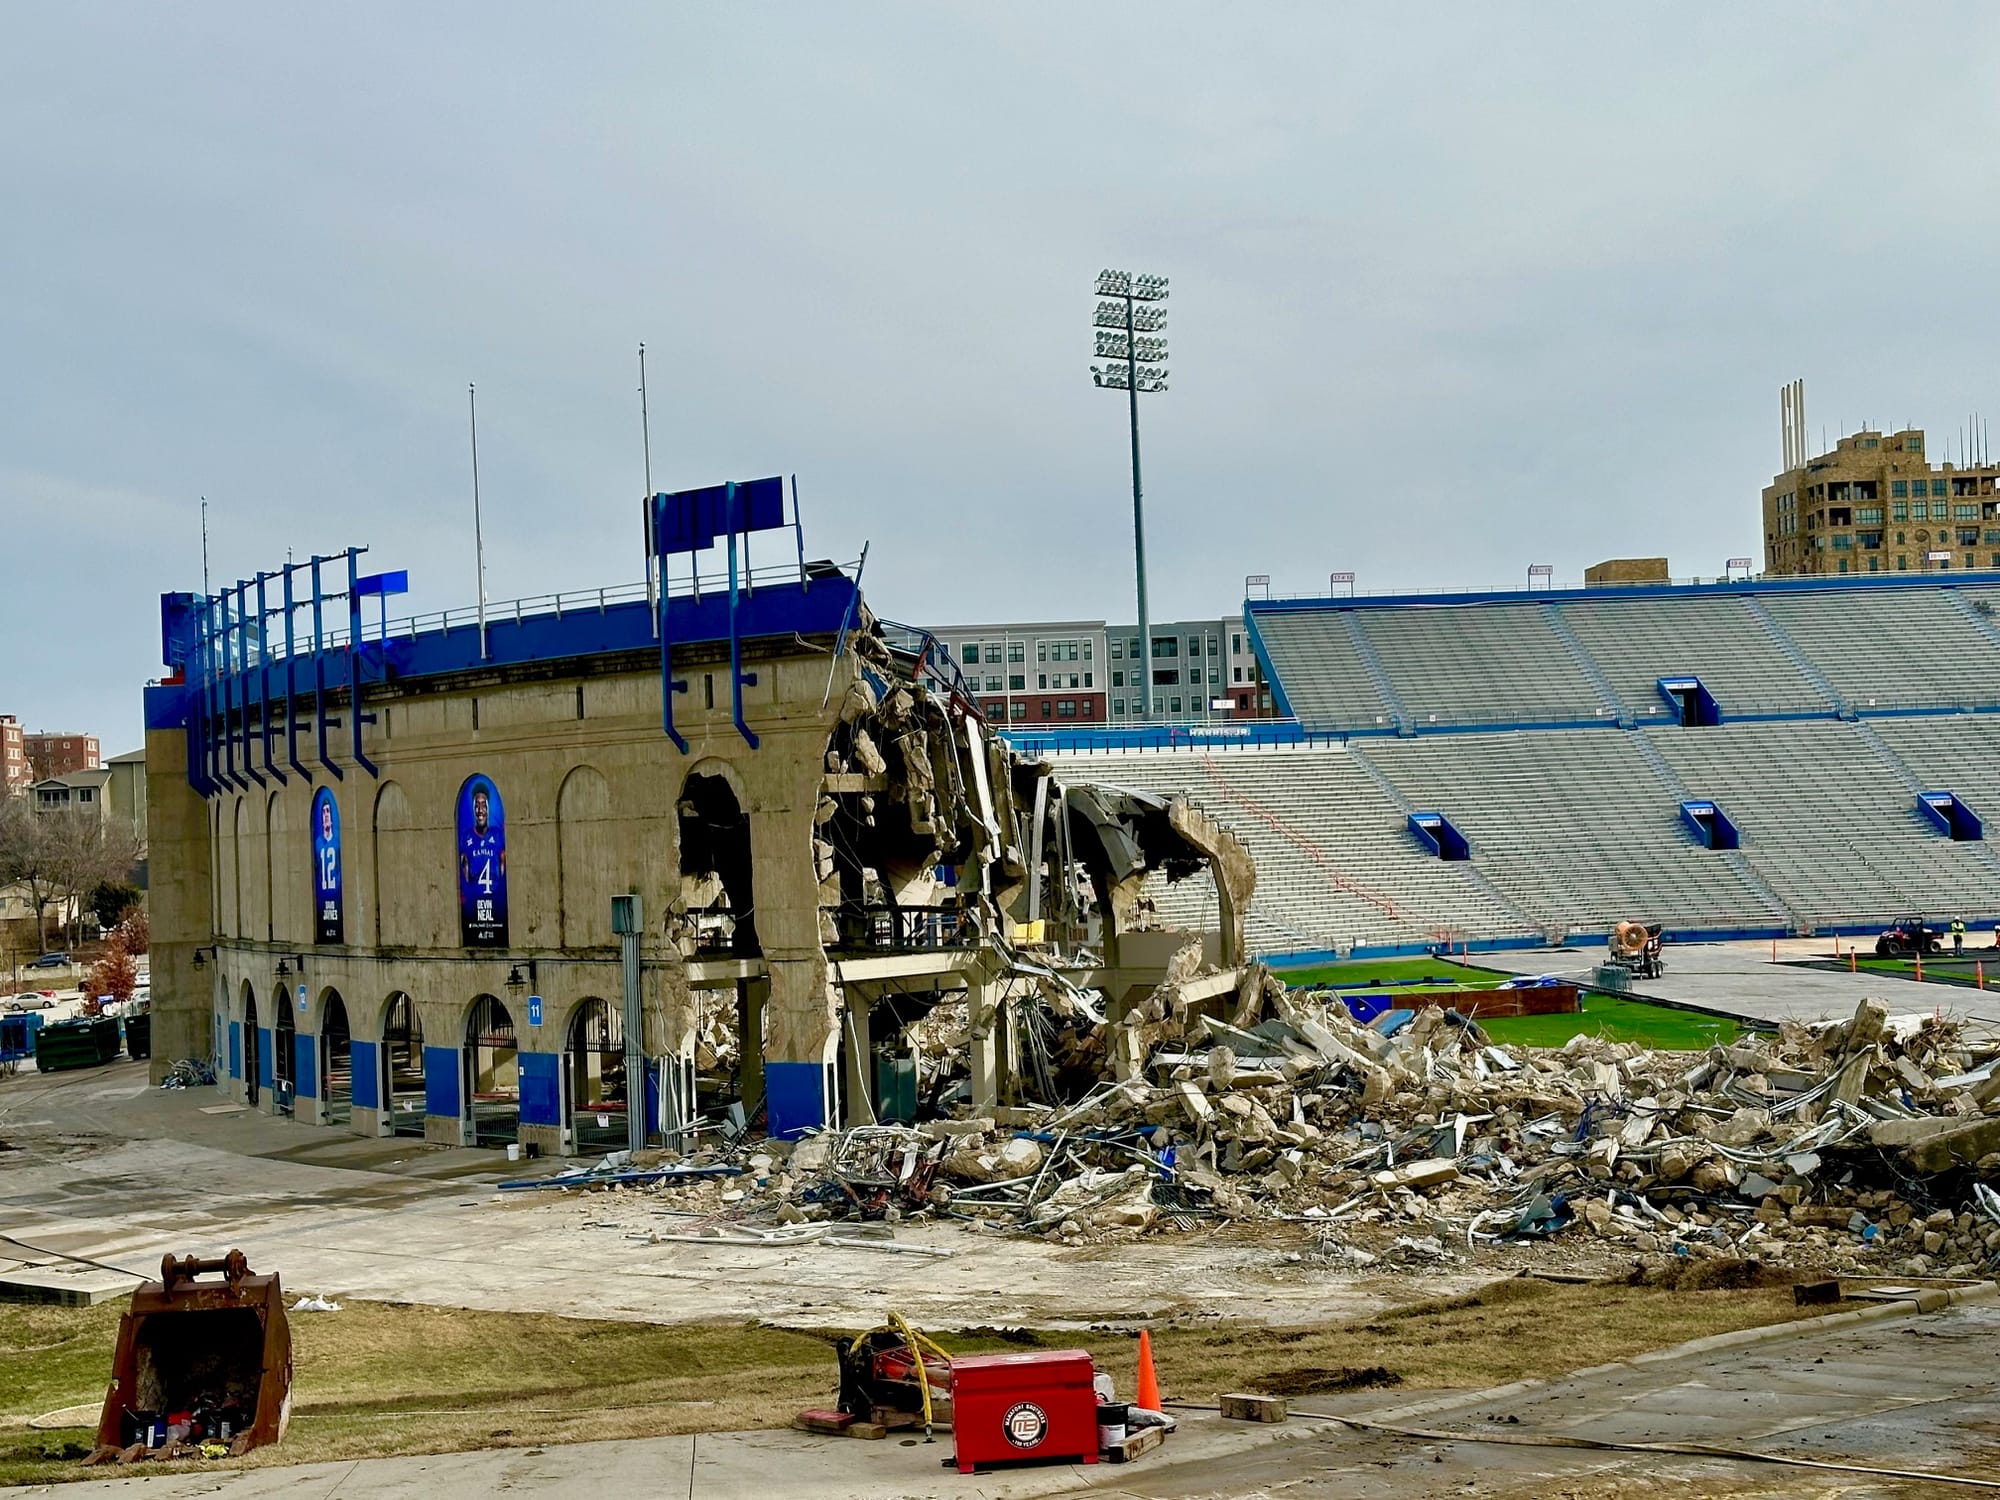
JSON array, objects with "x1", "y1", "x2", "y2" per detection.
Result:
[{"x1": 1370, "y1": 1159, "x2": 1460, "y2": 1192}]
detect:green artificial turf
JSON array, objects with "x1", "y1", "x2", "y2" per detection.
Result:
[
  {"x1": 1270, "y1": 957, "x2": 1740, "y2": 1050},
  {"x1": 1269, "y1": 956, "x2": 1510, "y2": 989},
  {"x1": 1475, "y1": 994, "x2": 1740, "y2": 1050}
]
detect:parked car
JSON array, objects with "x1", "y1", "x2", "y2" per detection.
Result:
[
  {"x1": 4, "y1": 994, "x2": 55, "y2": 1012},
  {"x1": 28, "y1": 952, "x2": 73, "y2": 969}
]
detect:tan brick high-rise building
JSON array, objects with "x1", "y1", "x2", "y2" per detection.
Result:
[{"x1": 1764, "y1": 389, "x2": 2000, "y2": 576}]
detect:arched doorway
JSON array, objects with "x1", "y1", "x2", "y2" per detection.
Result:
[
  {"x1": 679, "y1": 769, "x2": 757, "y2": 955},
  {"x1": 465, "y1": 994, "x2": 519, "y2": 1146},
  {"x1": 272, "y1": 984, "x2": 296, "y2": 1115},
  {"x1": 383, "y1": 993, "x2": 425, "y2": 1136},
  {"x1": 320, "y1": 990, "x2": 352, "y2": 1125},
  {"x1": 243, "y1": 984, "x2": 261, "y2": 1106},
  {"x1": 567, "y1": 998, "x2": 626, "y2": 1151}
]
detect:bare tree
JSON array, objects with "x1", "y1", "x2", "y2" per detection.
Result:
[
  {"x1": 0, "y1": 798, "x2": 61, "y2": 949},
  {"x1": 50, "y1": 813, "x2": 142, "y2": 947}
]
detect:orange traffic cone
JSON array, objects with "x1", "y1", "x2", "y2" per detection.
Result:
[{"x1": 1135, "y1": 1329, "x2": 1161, "y2": 1412}]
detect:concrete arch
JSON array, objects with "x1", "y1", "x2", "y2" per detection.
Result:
[
  {"x1": 676, "y1": 755, "x2": 748, "y2": 806},
  {"x1": 371, "y1": 779, "x2": 419, "y2": 946},
  {"x1": 564, "y1": 995, "x2": 625, "y2": 1151},
  {"x1": 464, "y1": 992, "x2": 520, "y2": 1146},
  {"x1": 556, "y1": 764, "x2": 615, "y2": 948},
  {"x1": 241, "y1": 979, "x2": 261, "y2": 1106},
  {"x1": 379, "y1": 990, "x2": 426, "y2": 1137},
  {"x1": 271, "y1": 980, "x2": 297, "y2": 1114},
  {"x1": 317, "y1": 987, "x2": 352, "y2": 1125},
  {"x1": 264, "y1": 789, "x2": 282, "y2": 942},
  {"x1": 678, "y1": 763, "x2": 756, "y2": 955},
  {"x1": 230, "y1": 796, "x2": 247, "y2": 938}
]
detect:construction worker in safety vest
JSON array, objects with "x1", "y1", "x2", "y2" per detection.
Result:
[{"x1": 1952, "y1": 917, "x2": 1967, "y2": 954}]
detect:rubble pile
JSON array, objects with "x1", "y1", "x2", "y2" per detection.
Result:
[{"x1": 607, "y1": 989, "x2": 2000, "y2": 1281}]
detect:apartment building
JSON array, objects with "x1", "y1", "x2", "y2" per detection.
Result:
[
  {"x1": 26, "y1": 730, "x2": 100, "y2": 780},
  {"x1": 0, "y1": 715, "x2": 24, "y2": 796},
  {"x1": 939, "y1": 620, "x2": 1109, "y2": 725},
  {"x1": 1763, "y1": 425, "x2": 2000, "y2": 577},
  {"x1": 1104, "y1": 617, "x2": 1272, "y2": 722}
]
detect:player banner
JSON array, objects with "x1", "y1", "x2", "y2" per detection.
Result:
[
  {"x1": 456, "y1": 773, "x2": 509, "y2": 947},
  {"x1": 311, "y1": 786, "x2": 344, "y2": 944}
]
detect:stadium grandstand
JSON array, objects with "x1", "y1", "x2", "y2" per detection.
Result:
[{"x1": 1015, "y1": 574, "x2": 2000, "y2": 959}]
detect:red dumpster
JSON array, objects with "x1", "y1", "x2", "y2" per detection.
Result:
[{"x1": 950, "y1": 1349, "x2": 1098, "y2": 1473}]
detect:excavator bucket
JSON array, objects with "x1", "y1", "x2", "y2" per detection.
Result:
[{"x1": 92, "y1": 1251, "x2": 293, "y2": 1460}]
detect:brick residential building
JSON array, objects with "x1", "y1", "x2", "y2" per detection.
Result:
[
  {"x1": 0, "y1": 715, "x2": 25, "y2": 796},
  {"x1": 25, "y1": 730, "x2": 100, "y2": 780}
]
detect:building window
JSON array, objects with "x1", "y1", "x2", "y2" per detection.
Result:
[
  {"x1": 77, "y1": 787, "x2": 94, "y2": 803},
  {"x1": 1206, "y1": 635, "x2": 1218, "y2": 658},
  {"x1": 1083, "y1": 671, "x2": 1093, "y2": 687},
  {"x1": 1082, "y1": 640, "x2": 1092, "y2": 660},
  {"x1": 1856, "y1": 507, "x2": 1882, "y2": 525},
  {"x1": 1831, "y1": 534, "x2": 1852, "y2": 549},
  {"x1": 1112, "y1": 699, "x2": 1125, "y2": 716},
  {"x1": 1958, "y1": 504, "x2": 1981, "y2": 522},
  {"x1": 1868, "y1": 556, "x2": 1880, "y2": 572},
  {"x1": 1037, "y1": 674, "x2": 1047, "y2": 689},
  {"x1": 1898, "y1": 554, "x2": 1909, "y2": 571},
  {"x1": 1170, "y1": 696, "x2": 1183, "y2": 714},
  {"x1": 1041, "y1": 701, "x2": 1052, "y2": 718},
  {"x1": 1008, "y1": 641, "x2": 1024, "y2": 663},
  {"x1": 1837, "y1": 559, "x2": 1849, "y2": 573},
  {"x1": 1112, "y1": 669, "x2": 1124, "y2": 687},
  {"x1": 1037, "y1": 642, "x2": 1047, "y2": 661},
  {"x1": 1907, "y1": 437, "x2": 1923, "y2": 451},
  {"x1": 1209, "y1": 668, "x2": 1220, "y2": 685},
  {"x1": 1893, "y1": 503, "x2": 1909, "y2": 522},
  {"x1": 1934, "y1": 479, "x2": 1949, "y2": 497},
  {"x1": 1057, "y1": 700, "x2": 1076, "y2": 718},
  {"x1": 1892, "y1": 481, "x2": 1907, "y2": 498},
  {"x1": 960, "y1": 643, "x2": 977, "y2": 664},
  {"x1": 1152, "y1": 636, "x2": 1177, "y2": 658},
  {"x1": 1963, "y1": 529, "x2": 1983, "y2": 546},
  {"x1": 1153, "y1": 668, "x2": 1178, "y2": 686},
  {"x1": 1128, "y1": 637, "x2": 1141, "y2": 658},
  {"x1": 1009, "y1": 674, "x2": 1025, "y2": 691},
  {"x1": 1010, "y1": 702, "x2": 1027, "y2": 720},
  {"x1": 1234, "y1": 666, "x2": 1244, "y2": 683},
  {"x1": 1186, "y1": 635, "x2": 1200, "y2": 657},
  {"x1": 1109, "y1": 638, "x2": 1123, "y2": 659},
  {"x1": 1232, "y1": 633, "x2": 1243, "y2": 655}
]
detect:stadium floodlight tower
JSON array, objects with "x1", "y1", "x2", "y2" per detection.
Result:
[{"x1": 1091, "y1": 269, "x2": 1169, "y2": 721}]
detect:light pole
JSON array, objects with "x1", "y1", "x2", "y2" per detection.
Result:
[{"x1": 1092, "y1": 269, "x2": 1169, "y2": 721}]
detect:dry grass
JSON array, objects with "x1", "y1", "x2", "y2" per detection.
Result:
[{"x1": 0, "y1": 1274, "x2": 1822, "y2": 1486}]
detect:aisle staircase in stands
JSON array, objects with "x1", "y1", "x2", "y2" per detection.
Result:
[
  {"x1": 1742, "y1": 596, "x2": 1852, "y2": 717},
  {"x1": 1628, "y1": 729, "x2": 1798, "y2": 928}
]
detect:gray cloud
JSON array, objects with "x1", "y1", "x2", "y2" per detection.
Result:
[{"x1": 4, "y1": 2, "x2": 1998, "y2": 749}]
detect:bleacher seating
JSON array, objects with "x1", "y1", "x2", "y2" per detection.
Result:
[
  {"x1": 1356, "y1": 604, "x2": 1608, "y2": 726},
  {"x1": 1032, "y1": 577, "x2": 2000, "y2": 954},
  {"x1": 1246, "y1": 611, "x2": 1393, "y2": 729},
  {"x1": 1357, "y1": 731, "x2": 1783, "y2": 933},
  {"x1": 1757, "y1": 590, "x2": 1999, "y2": 709},
  {"x1": 1557, "y1": 595, "x2": 1830, "y2": 718},
  {"x1": 1050, "y1": 745, "x2": 1533, "y2": 952}
]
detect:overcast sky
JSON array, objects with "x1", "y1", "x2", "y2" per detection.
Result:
[{"x1": 6, "y1": 3, "x2": 2000, "y2": 752}]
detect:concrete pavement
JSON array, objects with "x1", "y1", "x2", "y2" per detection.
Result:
[
  {"x1": 1479, "y1": 935, "x2": 2000, "y2": 1031},
  {"x1": 0, "y1": 1059, "x2": 1475, "y2": 1331}
]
